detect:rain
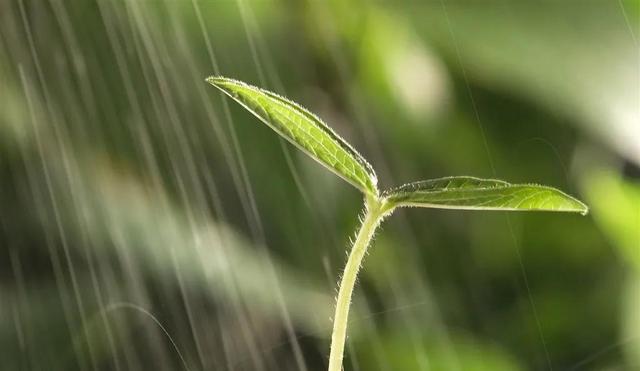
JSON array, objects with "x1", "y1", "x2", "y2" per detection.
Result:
[{"x1": 1, "y1": 1, "x2": 639, "y2": 370}]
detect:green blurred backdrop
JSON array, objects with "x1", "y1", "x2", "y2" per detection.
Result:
[{"x1": 1, "y1": 0, "x2": 638, "y2": 370}]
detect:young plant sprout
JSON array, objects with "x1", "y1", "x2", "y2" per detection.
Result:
[{"x1": 206, "y1": 76, "x2": 588, "y2": 371}]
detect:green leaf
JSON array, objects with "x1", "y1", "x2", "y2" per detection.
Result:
[
  {"x1": 384, "y1": 176, "x2": 588, "y2": 214},
  {"x1": 206, "y1": 77, "x2": 378, "y2": 196}
]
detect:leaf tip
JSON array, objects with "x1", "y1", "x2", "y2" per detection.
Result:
[
  {"x1": 561, "y1": 194, "x2": 589, "y2": 215},
  {"x1": 579, "y1": 203, "x2": 589, "y2": 216},
  {"x1": 205, "y1": 75, "x2": 228, "y2": 87}
]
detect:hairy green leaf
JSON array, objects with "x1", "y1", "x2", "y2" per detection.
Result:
[
  {"x1": 207, "y1": 77, "x2": 378, "y2": 196},
  {"x1": 384, "y1": 176, "x2": 588, "y2": 214}
]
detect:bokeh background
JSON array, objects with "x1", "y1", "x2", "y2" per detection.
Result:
[{"x1": 1, "y1": 0, "x2": 639, "y2": 370}]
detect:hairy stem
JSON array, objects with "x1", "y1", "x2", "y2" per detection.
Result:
[{"x1": 328, "y1": 197, "x2": 391, "y2": 371}]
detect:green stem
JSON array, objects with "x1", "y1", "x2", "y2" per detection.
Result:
[{"x1": 328, "y1": 197, "x2": 391, "y2": 371}]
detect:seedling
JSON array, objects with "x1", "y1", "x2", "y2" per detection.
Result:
[{"x1": 206, "y1": 76, "x2": 588, "y2": 371}]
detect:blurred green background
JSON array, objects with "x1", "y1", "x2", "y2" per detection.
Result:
[{"x1": 1, "y1": 0, "x2": 638, "y2": 370}]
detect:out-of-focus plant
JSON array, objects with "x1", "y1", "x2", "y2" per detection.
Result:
[
  {"x1": 207, "y1": 76, "x2": 588, "y2": 371},
  {"x1": 583, "y1": 169, "x2": 640, "y2": 366},
  {"x1": 584, "y1": 170, "x2": 640, "y2": 267}
]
